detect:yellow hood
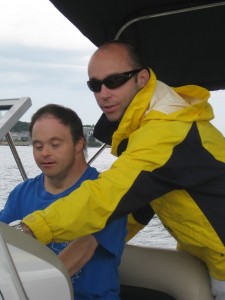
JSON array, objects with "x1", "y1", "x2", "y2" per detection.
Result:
[{"x1": 112, "y1": 69, "x2": 213, "y2": 155}]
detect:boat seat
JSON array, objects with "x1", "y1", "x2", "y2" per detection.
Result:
[{"x1": 119, "y1": 244, "x2": 214, "y2": 300}]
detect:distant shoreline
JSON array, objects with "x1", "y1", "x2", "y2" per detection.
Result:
[
  {"x1": 0, "y1": 141, "x2": 104, "y2": 147},
  {"x1": 0, "y1": 141, "x2": 31, "y2": 146}
]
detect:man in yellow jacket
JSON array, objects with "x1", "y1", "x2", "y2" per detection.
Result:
[{"x1": 19, "y1": 40, "x2": 225, "y2": 299}]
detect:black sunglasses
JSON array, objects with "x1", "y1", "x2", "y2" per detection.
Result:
[{"x1": 87, "y1": 68, "x2": 143, "y2": 92}]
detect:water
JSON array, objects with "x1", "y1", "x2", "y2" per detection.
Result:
[{"x1": 0, "y1": 145, "x2": 176, "y2": 249}]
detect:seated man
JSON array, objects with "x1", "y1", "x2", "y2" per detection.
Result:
[{"x1": 0, "y1": 104, "x2": 127, "y2": 300}]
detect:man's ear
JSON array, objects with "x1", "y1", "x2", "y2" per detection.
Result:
[
  {"x1": 137, "y1": 69, "x2": 150, "y2": 88},
  {"x1": 75, "y1": 137, "x2": 85, "y2": 153}
]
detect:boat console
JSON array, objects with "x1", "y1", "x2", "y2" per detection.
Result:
[{"x1": 0, "y1": 221, "x2": 73, "y2": 300}]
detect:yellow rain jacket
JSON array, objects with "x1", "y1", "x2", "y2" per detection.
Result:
[{"x1": 23, "y1": 69, "x2": 225, "y2": 279}]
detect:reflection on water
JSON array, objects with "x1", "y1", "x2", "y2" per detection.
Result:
[{"x1": 0, "y1": 145, "x2": 176, "y2": 249}]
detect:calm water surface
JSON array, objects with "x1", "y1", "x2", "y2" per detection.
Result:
[{"x1": 0, "y1": 145, "x2": 176, "y2": 248}]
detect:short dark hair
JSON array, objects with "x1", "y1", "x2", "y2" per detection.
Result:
[
  {"x1": 100, "y1": 39, "x2": 147, "y2": 69},
  {"x1": 29, "y1": 104, "x2": 85, "y2": 144}
]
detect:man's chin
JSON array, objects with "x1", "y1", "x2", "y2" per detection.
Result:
[
  {"x1": 43, "y1": 172, "x2": 57, "y2": 178},
  {"x1": 105, "y1": 113, "x2": 120, "y2": 122}
]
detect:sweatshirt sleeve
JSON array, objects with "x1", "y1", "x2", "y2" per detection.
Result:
[{"x1": 22, "y1": 164, "x2": 143, "y2": 244}]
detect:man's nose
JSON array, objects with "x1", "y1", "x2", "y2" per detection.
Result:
[
  {"x1": 41, "y1": 145, "x2": 51, "y2": 156},
  {"x1": 99, "y1": 83, "x2": 111, "y2": 96}
]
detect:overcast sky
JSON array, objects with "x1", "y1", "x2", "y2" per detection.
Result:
[{"x1": 1, "y1": 0, "x2": 225, "y2": 134}]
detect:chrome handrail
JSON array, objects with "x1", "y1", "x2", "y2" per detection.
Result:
[{"x1": 5, "y1": 132, "x2": 28, "y2": 181}]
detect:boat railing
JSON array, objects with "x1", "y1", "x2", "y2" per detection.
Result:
[{"x1": 0, "y1": 97, "x2": 32, "y2": 181}]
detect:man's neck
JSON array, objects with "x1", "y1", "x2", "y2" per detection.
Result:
[{"x1": 44, "y1": 164, "x2": 88, "y2": 195}]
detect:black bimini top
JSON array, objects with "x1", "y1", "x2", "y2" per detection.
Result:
[{"x1": 49, "y1": 0, "x2": 225, "y2": 91}]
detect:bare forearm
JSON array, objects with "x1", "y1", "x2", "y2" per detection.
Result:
[{"x1": 59, "y1": 235, "x2": 98, "y2": 277}]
